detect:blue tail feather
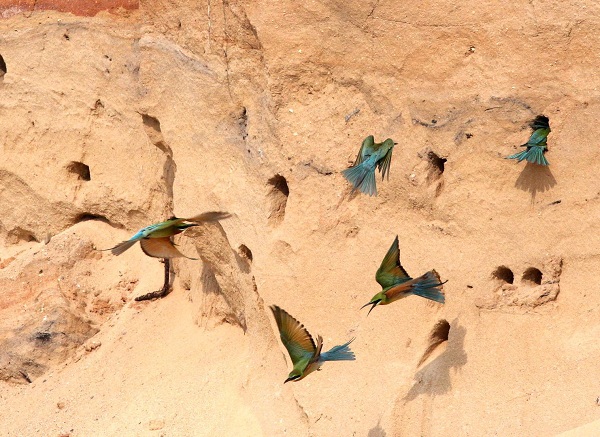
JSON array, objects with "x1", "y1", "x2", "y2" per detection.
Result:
[
  {"x1": 506, "y1": 146, "x2": 549, "y2": 166},
  {"x1": 411, "y1": 270, "x2": 446, "y2": 304},
  {"x1": 320, "y1": 338, "x2": 356, "y2": 361},
  {"x1": 342, "y1": 162, "x2": 377, "y2": 196}
]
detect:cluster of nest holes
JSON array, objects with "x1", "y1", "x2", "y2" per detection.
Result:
[
  {"x1": 67, "y1": 161, "x2": 91, "y2": 181},
  {"x1": 418, "y1": 319, "x2": 450, "y2": 366},
  {"x1": 267, "y1": 174, "x2": 289, "y2": 226},
  {"x1": 493, "y1": 266, "x2": 542, "y2": 285}
]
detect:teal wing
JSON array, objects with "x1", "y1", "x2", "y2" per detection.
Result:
[
  {"x1": 353, "y1": 135, "x2": 375, "y2": 166},
  {"x1": 375, "y1": 235, "x2": 412, "y2": 289},
  {"x1": 270, "y1": 306, "x2": 317, "y2": 367},
  {"x1": 377, "y1": 141, "x2": 394, "y2": 181},
  {"x1": 526, "y1": 128, "x2": 550, "y2": 147}
]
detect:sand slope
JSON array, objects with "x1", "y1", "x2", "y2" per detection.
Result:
[{"x1": 1, "y1": 1, "x2": 599, "y2": 435}]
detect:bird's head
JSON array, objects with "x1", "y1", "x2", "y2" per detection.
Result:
[
  {"x1": 284, "y1": 371, "x2": 303, "y2": 384},
  {"x1": 382, "y1": 138, "x2": 396, "y2": 150},
  {"x1": 360, "y1": 293, "x2": 384, "y2": 316}
]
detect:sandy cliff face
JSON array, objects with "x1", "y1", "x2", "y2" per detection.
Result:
[{"x1": 1, "y1": 1, "x2": 599, "y2": 436}]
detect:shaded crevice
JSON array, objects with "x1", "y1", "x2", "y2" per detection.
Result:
[
  {"x1": 7, "y1": 227, "x2": 38, "y2": 243},
  {"x1": 522, "y1": 267, "x2": 542, "y2": 285},
  {"x1": 238, "y1": 106, "x2": 248, "y2": 141},
  {"x1": 200, "y1": 263, "x2": 247, "y2": 330},
  {"x1": 267, "y1": 174, "x2": 289, "y2": 226},
  {"x1": 140, "y1": 113, "x2": 176, "y2": 211},
  {"x1": 417, "y1": 319, "x2": 450, "y2": 366},
  {"x1": 67, "y1": 161, "x2": 91, "y2": 181},
  {"x1": 493, "y1": 266, "x2": 514, "y2": 284},
  {"x1": 141, "y1": 113, "x2": 171, "y2": 155}
]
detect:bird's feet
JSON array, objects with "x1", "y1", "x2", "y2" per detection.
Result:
[{"x1": 134, "y1": 285, "x2": 171, "y2": 301}]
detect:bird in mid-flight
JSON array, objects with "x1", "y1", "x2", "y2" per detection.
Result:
[
  {"x1": 104, "y1": 211, "x2": 231, "y2": 301},
  {"x1": 361, "y1": 236, "x2": 446, "y2": 315},
  {"x1": 506, "y1": 115, "x2": 551, "y2": 166},
  {"x1": 270, "y1": 305, "x2": 355, "y2": 383},
  {"x1": 342, "y1": 135, "x2": 396, "y2": 196}
]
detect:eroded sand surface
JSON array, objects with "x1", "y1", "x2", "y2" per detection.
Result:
[{"x1": 1, "y1": 1, "x2": 600, "y2": 435}]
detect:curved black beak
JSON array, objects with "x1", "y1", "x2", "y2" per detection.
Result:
[{"x1": 360, "y1": 300, "x2": 380, "y2": 316}]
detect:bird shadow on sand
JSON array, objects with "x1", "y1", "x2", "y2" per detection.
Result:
[
  {"x1": 403, "y1": 321, "x2": 467, "y2": 401},
  {"x1": 514, "y1": 162, "x2": 556, "y2": 204},
  {"x1": 367, "y1": 418, "x2": 387, "y2": 437}
]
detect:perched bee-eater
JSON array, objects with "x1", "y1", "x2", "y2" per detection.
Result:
[
  {"x1": 342, "y1": 135, "x2": 396, "y2": 196},
  {"x1": 270, "y1": 305, "x2": 355, "y2": 383},
  {"x1": 104, "y1": 211, "x2": 231, "y2": 301},
  {"x1": 362, "y1": 236, "x2": 446, "y2": 315},
  {"x1": 506, "y1": 115, "x2": 551, "y2": 166}
]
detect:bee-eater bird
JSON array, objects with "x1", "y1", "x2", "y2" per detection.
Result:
[
  {"x1": 506, "y1": 115, "x2": 551, "y2": 166},
  {"x1": 342, "y1": 135, "x2": 396, "y2": 196},
  {"x1": 361, "y1": 236, "x2": 446, "y2": 315},
  {"x1": 104, "y1": 211, "x2": 231, "y2": 301},
  {"x1": 270, "y1": 305, "x2": 355, "y2": 383}
]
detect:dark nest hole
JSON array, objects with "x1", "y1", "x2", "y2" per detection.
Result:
[
  {"x1": 418, "y1": 319, "x2": 451, "y2": 366},
  {"x1": 427, "y1": 151, "x2": 447, "y2": 175},
  {"x1": 522, "y1": 267, "x2": 542, "y2": 285},
  {"x1": 141, "y1": 113, "x2": 162, "y2": 132},
  {"x1": 67, "y1": 161, "x2": 91, "y2": 181},
  {"x1": 493, "y1": 266, "x2": 514, "y2": 284},
  {"x1": 74, "y1": 213, "x2": 110, "y2": 224},
  {"x1": 268, "y1": 174, "x2": 289, "y2": 197},
  {"x1": 0, "y1": 53, "x2": 6, "y2": 74},
  {"x1": 238, "y1": 244, "x2": 253, "y2": 262}
]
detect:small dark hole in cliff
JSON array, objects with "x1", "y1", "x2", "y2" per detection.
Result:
[
  {"x1": 267, "y1": 175, "x2": 289, "y2": 226},
  {"x1": 67, "y1": 161, "x2": 91, "y2": 181},
  {"x1": 493, "y1": 266, "x2": 514, "y2": 284},
  {"x1": 431, "y1": 319, "x2": 450, "y2": 342},
  {"x1": 74, "y1": 213, "x2": 110, "y2": 224},
  {"x1": 427, "y1": 151, "x2": 447, "y2": 175},
  {"x1": 417, "y1": 319, "x2": 450, "y2": 366},
  {"x1": 522, "y1": 267, "x2": 542, "y2": 285},
  {"x1": 238, "y1": 244, "x2": 253, "y2": 262},
  {"x1": 34, "y1": 332, "x2": 52, "y2": 343},
  {"x1": 0, "y1": 54, "x2": 6, "y2": 75},
  {"x1": 142, "y1": 113, "x2": 161, "y2": 132}
]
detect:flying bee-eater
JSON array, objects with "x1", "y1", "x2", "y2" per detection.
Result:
[
  {"x1": 104, "y1": 211, "x2": 231, "y2": 301},
  {"x1": 361, "y1": 236, "x2": 446, "y2": 315},
  {"x1": 506, "y1": 115, "x2": 551, "y2": 166},
  {"x1": 270, "y1": 305, "x2": 355, "y2": 383},
  {"x1": 342, "y1": 135, "x2": 396, "y2": 196}
]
